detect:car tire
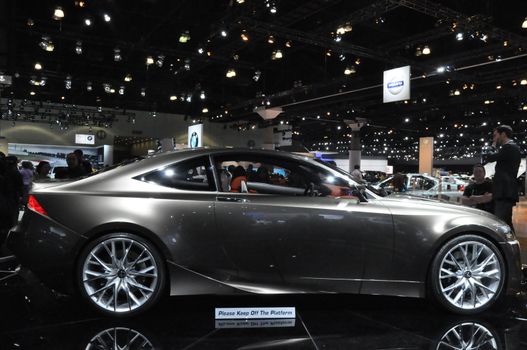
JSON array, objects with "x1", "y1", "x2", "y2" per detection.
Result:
[
  {"x1": 430, "y1": 234, "x2": 505, "y2": 315},
  {"x1": 77, "y1": 232, "x2": 166, "y2": 317}
]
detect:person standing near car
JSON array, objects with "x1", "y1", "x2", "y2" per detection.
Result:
[
  {"x1": 461, "y1": 164, "x2": 493, "y2": 213},
  {"x1": 484, "y1": 125, "x2": 521, "y2": 230},
  {"x1": 19, "y1": 161, "x2": 34, "y2": 205},
  {"x1": 351, "y1": 164, "x2": 364, "y2": 183}
]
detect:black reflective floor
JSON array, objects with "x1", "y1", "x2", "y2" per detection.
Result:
[{"x1": 1, "y1": 253, "x2": 527, "y2": 349}]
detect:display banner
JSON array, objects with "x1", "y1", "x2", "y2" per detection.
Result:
[
  {"x1": 215, "y1": 319, "x2": 295, "y2": 329},
  {"x1": 188, "y1": 123, "x2": 203, "y2": 148},
  {"x1": 75, "y1": 133, "x2": 95, "y2": 145},
  {"x1": 0, "y1": 74, "x2": 12, "y2": 86},
  {"x1": 215, "y1": 307, "x2": 296, "y2": 320},
  {"x1": 383, "y1": 65, "x2": 410, "y2": 103}
]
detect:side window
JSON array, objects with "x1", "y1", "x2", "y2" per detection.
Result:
[
  {"x1": 137, "y1": 157, "x2": 215, "y2": 191},
  {"x1": 215, "y1": 155, "x2": 358, "y2": 199},
  {"x1": 215, "y1": 156, "x2": 308, "y2": 195}
]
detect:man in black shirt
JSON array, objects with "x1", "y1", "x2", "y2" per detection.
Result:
[
  {"x1": 483, "y1": 125, "x2": 521, "y2": 230},
  {"x1": 461, "y1": 164, "x2": 493, "y2": 213}
]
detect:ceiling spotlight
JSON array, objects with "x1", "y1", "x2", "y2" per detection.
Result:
[
  {"x1": 86, "y1": 81, "x2": 92, "y2": 91},
  {"x1": 334, "y1": 35, "x2": 342, "y2": 42},
  {"x1": 336, "y1": 22, "x2": 352, "y2": 35},
  {"x1": 326, "y1": 49, "x2": 332, "y2": 56},
  {"x1": 267, "y1": 35, "x2": 275, "y2": 44},
  {"x1": 75, "y1": 41, "x2": 83, "y2": 55},
  {"x1": 185, "y1": 94, "x2": 192, "y2": 103},
  {"x1": 30, "y1": 91, "x2": 36, "y2": 96},
  {"x1": 124, "y1": 74, "x2": 132, "y2": 82},
  {"x1": 156, "y1": 55, "x2": 164, "y2": 67},
  {"x1": 103, "y1": 83, "x2": 111, "y2": 93},
  {"x1": 236, "y1": 0, "x2": 245, "y2": 3},
  {"x1": 344, "y1": 66, "x2": 356, "y2": 75},
  {"x1": 146, "y1": 56, "x2": 154, "y2": 66},
  {"x1": 53, "y1": 7, "x2": 65, "y2": 20},
  {"x1": 241, "y1": 30, "x2": 249, "y2": 42},
  {"x1": 141, "y1": 88, "x2": 146, "y2": 97},
  {"x1": 198, "y1": 47, "x2": 204, "y2": 54},
  {"x1": 103, "y1": 13, "x2": 111, "y2": 22},
  {"x1": 523, "y1": 17, "x2": 527, "y2": 28},
  {"x1": 184, "y1": 58, "x2": 191, "y2": 70},
  {"x1": 521, "y1": 79, "x2": 527, "y2": 85},
  {"x1": 271, "y1": 50, "x2": 283, "y2": 60},
  {"x1": 34, "y1": 62, "x2": 42, "y2": 70},
  {"x1": 39, "y1": 36, "x2": 54, "y2": 52},
  {"x1": 453, "y1": 89, "x2": 460, "y2": 96},
  {"x1": 436, "y1": 66, "x2": 446, "y2": 73},
  {"x1": 415, "y1": 47, "x2": 422, "y2": 56},
  {"x1": 496, "y1": 84, "x2": 502, "y2": 90},
  {"x1": 200, "y1": 91, "x2": 206, "y2": 100},
  {"x1": 269, "y1": 6, "x2": 277, "y2": 14},
  {"x1": 339, "y1": 54, "x2": 346, "y2": 61},
  {"x1": 220, "y1": 29, "x2": 228, "y2": 37},
  {"x1": 456, "y1": 32, "x2": 464, "y2": 41},
  {"x1": 113, "y1": 48, "x2": 122, "y2": 61},
  {"x1": 179, "y1": 31, "x2": 191, "y2": 43},
  {"x1": 480, "y1": 34, "x2": 488, "y2": 42},
  {"x1": 202, "y1": 108, "x2": 209, "y2": 113},
  {"x1": 226, "y1": 68, "x2": 237, "y2": 78},
  {"x1": 75, "y1": 1, "x2": 86, "y2": 7},
  {"x1": 27, "y1": 18, "x2": 34, "y2": 26},
  {"x1": 84, "y1": 18, "x2": 92, "y2": 26},
  {"x1": 285, "y1": 40, "x2": 292, "y2": 48},
  {"x1": 118, "y1": 86, "x2": 125, "y2": 95},
  {"x1": 65, "y1": 75, "x2": 72, "y2": 90},
  {"x1": 422, "y1": 45, "x2": 431, "y2": 55},
  {"x1": 253, "y1": 70, "x2": 261, "y2": 82}
]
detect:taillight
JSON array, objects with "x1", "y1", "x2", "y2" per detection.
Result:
[
  {"x1": 28, "y1": 195, "x2": 48, "y2": 217},
  {"x1": 458, "y1": 185, "x2": 465, "y2": 192}
]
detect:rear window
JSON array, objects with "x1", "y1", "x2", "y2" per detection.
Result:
[{"x1": 136, "y1": 156, "x2": 215, "y2": 191}]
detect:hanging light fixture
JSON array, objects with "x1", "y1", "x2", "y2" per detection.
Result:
[
  {"x1": 103, "y1": 13, "x2": 111, "y2": 22},
  {"x1": 220, "y1": 29, "x2": 228, "y2": 37},
  {"x1": 34, "y1": 62, "x2": 42, "y2": 70},
  {"x1": 200, "y1": 91, "x2": 206, "y2": 100},
  {"x1": 253, "y1": 70, "x2": 261, "y2": 82},
  {"x1": 75, "y1": 41, "x2": 83, "y2": 55},
  {"x1": 522, "y1": 17, "x2": 527, "y2": 28},
  {"x1": 240, "y1": 30, "x2": 249, "y2": 41},
  {"x1": 146, "y1": 56, "x2": 154, "y2": 66},
  {"x1": 179, "y1": 31, "x2": 191, "y2": 43},
  {"x1": 156, "y1": 55, "x2": 164, "y2": 67},
  {"x1": 226, "y1": 68, "x2": 237, "y2": 78},
  {"x1": 271, "y1": 50, "x2": 283, "y2": 60},
  {"x1": 86, "y1": 81, "x2": 93, "y2": 91},
  {"x1": 124, "y1": 74, "x2": 132, "y2": 82},
  {"x1": 84, "y1": 18, "x2": 92, "y2": 26},
  {"x1": 53, "y1": 7, "x2": 65, "y2": 20},
  {"x1": 267, "y1": 35, "x2": 275, "y2": 44},
  {"x1": 65, "y1": 75, "x2": 72, "y2": 90},
  {"x1": 169, "y1": 95, "x2": 177, "y2": 101},
  {"x1": 141, "y1": 88, "x2": 146, "y2": 97},
  {"x1": 344, "y1": 66, "x2": 356, "y2": 75},
  {"x1": 113, "y1": 48, "x2": 122, "y2": 61},
  {"x1": 39, "y1": 36, "x2": 54, "y2": 52},
  {"x1": 422, "y1": 45, "x2": 431, "y2": 55},
  {"x1": 285, "y1": 40, "x2": 292, "y2": 48}
]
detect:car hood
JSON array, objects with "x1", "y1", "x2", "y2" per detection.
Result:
[{"x1": 378, "y1": 194, "x2": 499, "y2": 221}]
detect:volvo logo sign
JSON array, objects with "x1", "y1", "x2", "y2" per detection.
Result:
[{"x1": 383, "y1": 66, "x2": 410, "y2": 103}]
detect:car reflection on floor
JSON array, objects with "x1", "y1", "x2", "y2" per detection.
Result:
[{"x1": 0, "y1": 266, "x2": 527, "y2": 349}]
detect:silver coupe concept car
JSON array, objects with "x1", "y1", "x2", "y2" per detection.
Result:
[{"x1": 7, "y1": 148, "x2": 523, "y2": 316}]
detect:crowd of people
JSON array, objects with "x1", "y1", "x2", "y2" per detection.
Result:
[{"x1": 0, "y1": 149, "x2": 93, "y2": 246}]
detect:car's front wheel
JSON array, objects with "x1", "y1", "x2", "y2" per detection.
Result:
[
  {"x1": 78, "y1": 233, "x2": 166, "y2": 317},
  {"x1": 430, "y1": 234, "x2": 505, "y2": 315}
]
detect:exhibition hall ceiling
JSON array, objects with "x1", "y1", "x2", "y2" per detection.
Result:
[{"x1": 1, "y1": 0, "x2": 527, "y2": 158}]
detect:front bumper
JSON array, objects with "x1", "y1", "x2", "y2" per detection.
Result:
[{"x1": 7, "y1": 209, "x2": 87, "y2": 294}]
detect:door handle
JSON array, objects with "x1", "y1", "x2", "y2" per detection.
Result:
[{"x1": 217, "y1": 196, "x2": 249, "y2": 203}]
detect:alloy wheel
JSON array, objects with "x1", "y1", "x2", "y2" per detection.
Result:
[
  {"x1": 438, "y1": 241, "x2": 502, "y2": 310},
  {"x1": 82, "y1": 237, "x2": 159, "y2": 313}
]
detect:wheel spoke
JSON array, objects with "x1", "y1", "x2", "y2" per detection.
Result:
[
  {"x1": 127, "y1": 277, "x2": 154, "y2": 293},
  {"x1": 89, "y1": 252, "x2": 113, "y2": 271},
  {"x1": 440, "y1": 268, "x2": 459, "y2": 279}
]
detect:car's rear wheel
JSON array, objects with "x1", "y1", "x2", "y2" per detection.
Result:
[
  {"x1": 78, "y1": 233, "x2": 166, "y2": 317},
  {"x1": 430, "y1": 235, "x2": 505, "y2": 315}
]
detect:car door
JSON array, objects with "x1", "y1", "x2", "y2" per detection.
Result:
[
  {"x1": 212, "y1": 153, "x2": 393, "y2": 294},
  {"x1": 276, "y1": 162, "x2": 394, "y2": 294}
]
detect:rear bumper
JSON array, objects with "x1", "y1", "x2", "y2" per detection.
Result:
[{"x1": 7, "y1": 209, "x2": 87, "y2": 294}]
